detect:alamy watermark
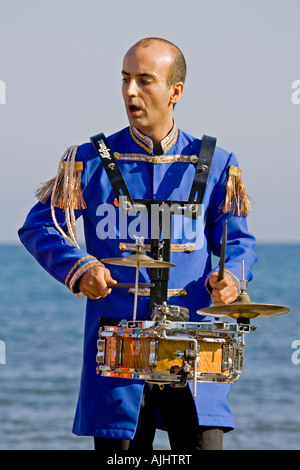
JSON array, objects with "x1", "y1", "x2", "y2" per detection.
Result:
[
  {"x1": 95, "y1": 200, "x2": 204, "y2": 242},
  {"x1": 0, "y1": 340, "x2": 6, "y2": 364},
  {"x1": 0, "y1": 80, "x2": 6, "y2": 104},
  {"x1": 291, "y1": 80, "x2": 300, "y2": 105},
  {"x1": 291, "y1": 340, "x2": 300, "y2": 365}
]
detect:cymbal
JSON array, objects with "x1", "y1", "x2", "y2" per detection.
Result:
[
  {"x1": 197, "y1": 301, "x2": 290, "y2": 320},
  {"x1": 101, "y1": 253, "x2": 176, "y2": 268}
]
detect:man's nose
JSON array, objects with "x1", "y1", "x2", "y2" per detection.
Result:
[{"x1": 126, "y1": 79, "x2": 139, "y2": 97}]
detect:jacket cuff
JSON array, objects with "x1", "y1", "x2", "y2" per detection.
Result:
[{"x1": 65, "y1": 256, "x2": 104, "y2": 293}]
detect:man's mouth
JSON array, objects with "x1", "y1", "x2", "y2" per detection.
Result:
[{"x1": 128, "y1": 104, "x2": 142, "y2": 116}]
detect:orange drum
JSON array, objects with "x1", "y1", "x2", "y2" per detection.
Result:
[{"x1": 96, "y1": 320, "x2": 247, "y2": 390}]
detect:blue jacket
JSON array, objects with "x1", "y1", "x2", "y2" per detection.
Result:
[{"x1": 19, "y1": 124, "x2": 257, "y2": 439}]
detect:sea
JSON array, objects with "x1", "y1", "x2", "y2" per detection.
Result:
[{"x1": 0, "y1": 243, "x2": 299, "y2": 451}]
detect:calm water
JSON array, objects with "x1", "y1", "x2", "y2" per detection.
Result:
[{"x1": 0, "y1": 244, "x2": 299, "y2": 450}]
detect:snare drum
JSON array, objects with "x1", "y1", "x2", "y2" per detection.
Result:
[{"x1": 96, "y1": 320, "x2": 248, "y2": 391}]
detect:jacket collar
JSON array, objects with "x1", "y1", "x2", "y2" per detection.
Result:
[{"x1": 130, "y1": 123, "x2": 178, "y2": 154}]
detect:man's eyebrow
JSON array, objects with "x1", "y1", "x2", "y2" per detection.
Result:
[{"x1": 121, "y1": 70, "x2": 156, "y2": 79}]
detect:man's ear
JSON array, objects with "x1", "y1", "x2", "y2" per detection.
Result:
[{"x1": 170, "y1": 82, "x2": 184, "y2": 106}]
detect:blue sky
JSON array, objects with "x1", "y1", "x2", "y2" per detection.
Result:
[{"x1": 0, "y1": 0, "x2": 299, "y2": 243}]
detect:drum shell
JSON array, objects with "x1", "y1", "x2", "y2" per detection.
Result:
[{"x1": 101, "y1": 334, "x2": 229, "y2": 375}]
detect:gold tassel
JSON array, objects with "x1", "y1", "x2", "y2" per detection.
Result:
[
  {"x1": 34, "y1": 146, "x2": 86, "y2": 248},
  {"x1": 35, "y1": 177, "x2": 57, "y2": 204},
  {"x1": 221, "y1": 166, "x2": 253, "y2": 217},
  {"x1": 35, "y1": 152, "x2": 86, "y2": 211},
  {"x1": 57, "y1": 161, "x2": 86, "y2": 210}
]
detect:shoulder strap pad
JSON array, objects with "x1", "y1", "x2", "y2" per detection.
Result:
[
  {"x1": 188, "y1": 134, "x2": 216, "y2": 205},
  {"x1": 90, "y1": 133, "x2": 136, "y2": 215}
]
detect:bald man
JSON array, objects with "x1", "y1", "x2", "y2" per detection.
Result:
[{"x1": 19, "y1": 38, "x2": 256, "y2": 451}]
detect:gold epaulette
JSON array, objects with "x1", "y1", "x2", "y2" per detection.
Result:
[
  {"x1": 35, "y1": 145, "x2": 86, "y2": 248},
  {"x1": 221, "y1": 166, "x2": 253, "y2": 217},
  {"x1": 35, "y1": 146, "x2": 86, "y2": 211}
]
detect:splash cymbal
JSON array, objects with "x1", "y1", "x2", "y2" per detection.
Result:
[
  {"x1": 196, "y1": 301, "x2": 290, "y2": 320},
  {"x1": 101, "y1": 253, "x2": 176, "y2": 268}
]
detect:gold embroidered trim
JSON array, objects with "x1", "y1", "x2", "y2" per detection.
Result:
[
  {"x1": 161, "y1": 125, "x2": 178, "y2": 152},
  {"x1": 119, "y1": 243, "x2": 195, "y2": 252},
  {"x1": 129, "y1": 124, "x2": 179, "y2": 154},
  {"x1": 128, "y1": 288, "x2": 187, "y2": 297},
  {"x1": 68, "y1": 260, "x2": 104, "y2": 293},
  {"x1": 228, "y1": 166, "x2": 242, "y2": 177},
  {"x1": 130, "y1": 127, "x2": 152, "y2": 154},
  {"x1": 62, "y1": 161, "x2": 84, "y2": 171},
  {"x1": 65, "y1": 255, "x2": 98, "y2": 287},
  {"x1": 114, "y1": 152, "x2": 198, "y2": 164}
]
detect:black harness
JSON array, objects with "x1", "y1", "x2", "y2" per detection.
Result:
[{"x1": 90, "y1": 132, "x2": 216, "y2": 311}]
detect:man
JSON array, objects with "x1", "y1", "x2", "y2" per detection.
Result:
[{"x1": 19, "y1": 37, "x2": 257, "y2": 451}]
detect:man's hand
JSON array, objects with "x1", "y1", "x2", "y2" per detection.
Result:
[
  {"x1": 78, "y1": 265, "x2": 117, "y2": 299},
  {"x1": 208, "y1": 271, "x2": 239, "y2": 306}
]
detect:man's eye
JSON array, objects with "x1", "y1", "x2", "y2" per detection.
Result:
[
  {"x1": 122, "y1": 78, "x2": 129, "y2": 83},
  {"x1": 140, "y1": 78, "x2": 151, "y2": 85}
]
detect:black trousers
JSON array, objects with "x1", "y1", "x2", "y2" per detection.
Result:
[{"x1": 94, "y1": 383, "x2": 224, "y2": 451}]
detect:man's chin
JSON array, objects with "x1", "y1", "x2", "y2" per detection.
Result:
[
  {"x1": 128, "y1": 117, "x2": 138, "y2": 126},
  {"x1": 128, "y1": 117, "x2": 147, "y2": 133}
]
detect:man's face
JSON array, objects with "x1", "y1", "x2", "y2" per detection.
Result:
[{"x1": 121, "y1": 43, "x2": 177, "y2": 140}]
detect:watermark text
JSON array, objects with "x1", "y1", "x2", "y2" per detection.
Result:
[
  {"x1": 95, "y1": 200, "x2": 204, "y2": 243},
  {"x1": 107, "y1": 454, "x2": 192, "y2": 467},
  {"x1": 291, "y1": 340, "x2": 300, "y2": 365},
  {"x1": 0, "y1": 340, "x2": 6, "y2": 364},
  {"x1": 291, "y1": 80, "x2": 300, "y2": 105},
  {"x1": 0, "y1": 80, "x2": 6, "y2": 104}
]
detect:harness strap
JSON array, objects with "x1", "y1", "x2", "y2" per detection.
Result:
[
  {"x1": 90, "y1": 131, "x2": 217, "y2": 312},
  {"x1": 90, "y1": 133, "x2": 136, "y2": 215},
  {"x1": 149, "y1": 210, "x2": 172, "y2": 310},
  {"x1": 188, "y1": 135, "x2": 216, "y2": 206}
]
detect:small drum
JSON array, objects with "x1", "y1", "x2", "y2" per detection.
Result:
[{"x1": 96, "y1": 319, "x2": 253, "y2": 396}]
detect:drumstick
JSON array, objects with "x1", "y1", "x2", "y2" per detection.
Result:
[
  {"x1": 107, "y1": 283, "x2": 155, "y2": 289},
  {"x1": 218, "y1": 219, "x2": 227, "y2": 281},
  {"x1": 133, "y1": 264, "x2": 139, "y2": 322}
]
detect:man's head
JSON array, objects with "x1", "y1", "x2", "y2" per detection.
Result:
[
  {"x1": 131, "y1": 37, "x2": 187, "y2": 87},
  {"x1": 122, "y1": 38, "x2": 186, "y2": 147}
]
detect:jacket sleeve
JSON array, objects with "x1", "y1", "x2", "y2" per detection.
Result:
[
  {"x1": 205, "y1": 151, "x2": 257, "y2": 292},
  {"x1": 18, "y1": 145, "x2": 103, "y2": 294}
]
